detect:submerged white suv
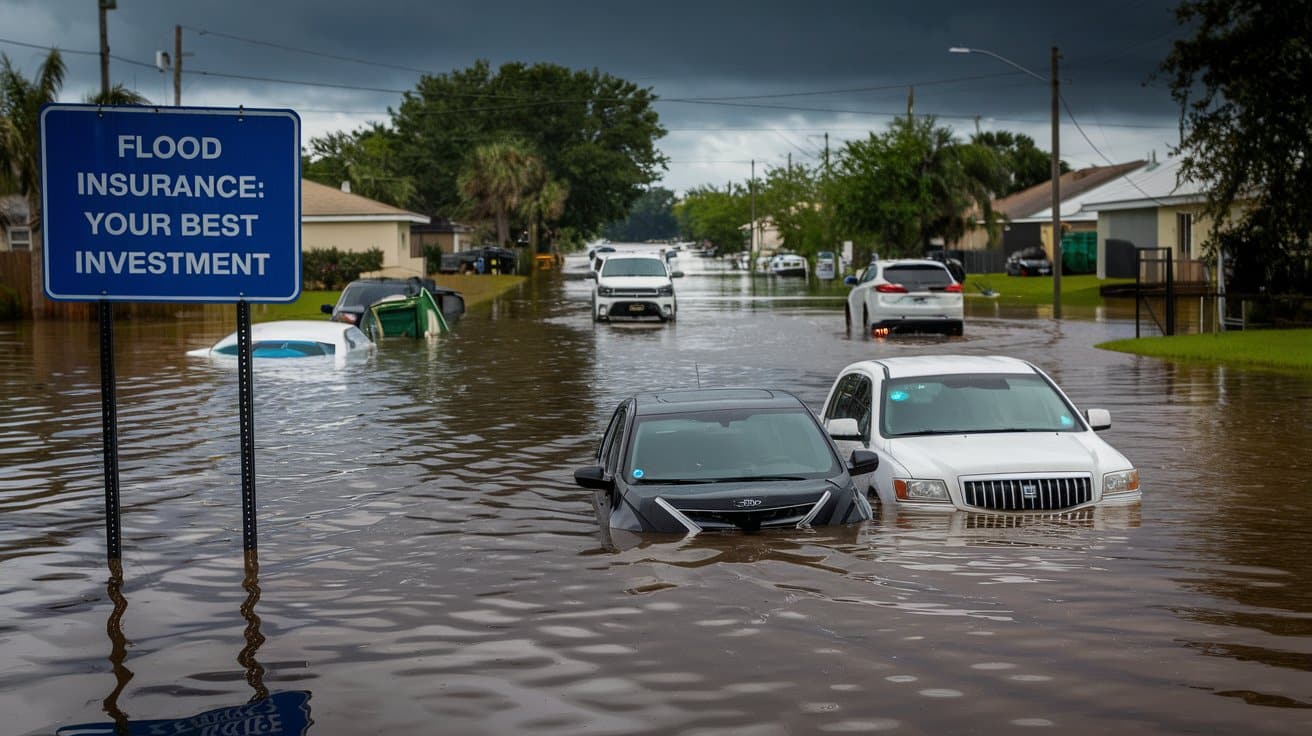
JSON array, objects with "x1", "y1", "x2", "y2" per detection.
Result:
[
  {"x1": 845, "y1": 259, "x2": 964, "y2": 336},
  {"x1": 590, "y1": 254, "x2": 682, "y2": 322}
]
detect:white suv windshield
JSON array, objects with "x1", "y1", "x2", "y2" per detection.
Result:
[
  {"x1": 881, "y1": 373, "x2": 1080, "y2": 436},
  {"x1": 627, "y1": 409, "x2": 837, "y2": 482},
  {"x1": 602, "y1": 258, "x2": 667, "y2": 277}
]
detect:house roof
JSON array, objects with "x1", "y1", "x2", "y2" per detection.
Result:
[
  {"x1": 1078, "y1": 157, "x2": 1207, "y2": 212},
  {"x1": 993, "y1": 160, "x2": 1148, "y2": 221},
  {"x1": 301, "y1": 179, "x2": 429, "y2": 224},
  {"x1": 1013, "y1": 161, "x2": 1159, "y2": 223}
]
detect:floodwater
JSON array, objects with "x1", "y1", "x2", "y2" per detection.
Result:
[{"x1": 2, "y1": 247, "x2": 1311, "y2": 735}]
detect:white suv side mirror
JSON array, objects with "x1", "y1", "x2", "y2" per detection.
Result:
[
  {"x1": 827, "y1": 417, "x2": 862, "y2": 441},
  {"x1": 1085, "y1": 409, "x2": 1111, "y2": 431}
]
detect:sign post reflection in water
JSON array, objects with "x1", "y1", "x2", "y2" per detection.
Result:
[
  {"x1": 57, "y1": 551, "x2": 312, "y2": 735},
  {"x1": 39, "y1": 104, "x2": 301, "y2": 558}
]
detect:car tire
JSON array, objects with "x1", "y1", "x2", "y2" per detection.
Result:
[
  {"x1": 862, "y1": 306, "x2": 870, "y2": 335},
  {"x1": 844, "y1": 305, "x2": 852, "y2": 334}
]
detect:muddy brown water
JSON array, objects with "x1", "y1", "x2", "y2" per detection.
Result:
[{"x1": 2, "y1": 249, "x2": 1310, "y2": 734}]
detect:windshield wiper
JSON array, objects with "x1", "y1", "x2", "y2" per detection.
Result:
[
  {"x1": 713, "y1": 475, "x2": 808, "y2": 482},
  {"x1": 641, "y1": 478, "x2": 714, "y2": 485},
  {"x1": 894, "y1": 428, "x2": 1047, "y2": 436}
]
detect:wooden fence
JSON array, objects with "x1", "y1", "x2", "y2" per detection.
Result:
[{"x1": 0, "y1": 251, "x2": 191, "y2": 320}]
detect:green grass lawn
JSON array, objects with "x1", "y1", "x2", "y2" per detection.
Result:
[
  {"x1": 246, "y1": 275, "x2": 526, "y2": 323},
  {"x1": 1098, "y1": 329, "x2": 1312, "y2": 372},
  {"x1": 966, "y1": 272, "x2": 1134, "y2": 308}
]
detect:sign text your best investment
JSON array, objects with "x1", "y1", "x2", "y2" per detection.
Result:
[{"x1": 75, "y1": 134, "x2": 272, "y2": 277}]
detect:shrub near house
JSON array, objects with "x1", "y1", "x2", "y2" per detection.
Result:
[{"x1": 302, "y1": 247, "x2": 383, "y2": 290}]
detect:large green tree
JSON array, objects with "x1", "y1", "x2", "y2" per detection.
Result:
[
  {"x1": 971, "y1": 130, "x2": 1067, "y2": 196},
  {"x1": 759, "y1": 162, "x2": 829, "y2": 257},
  {"x1": 674, "y1": 184, "x2": 751, "y2": 253},
  {"x1": 303, "y1": 125, "x2": 415, "y2": 208},
  {"x1": 387, "y1": 60, "x2": 666, "y2": 234},
  {"x1": 1162, "y1": 0, "x2": 1312, "y2": 293},
  {"x1": 829, "y1": 117, "x2": 1004, "y2": 255},
  {"x1": 602, "y1": 187, "x2": 677, "y2": 242}
]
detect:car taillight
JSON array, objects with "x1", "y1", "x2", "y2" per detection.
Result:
[
  {"x1": 875, "y1": 283, "x2": 908, "y2": 293},
  {"x1": 944, "y1": 283, "x2": 962, "y2": 293}
]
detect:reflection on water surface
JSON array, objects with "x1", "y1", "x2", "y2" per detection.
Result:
[{"x1": 2, "y1": 250, "x2": 1311, "y2": 734}]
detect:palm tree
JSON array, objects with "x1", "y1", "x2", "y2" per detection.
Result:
[
  {"x1": 521, "y1": 177, "x2": 569, "y2": 256},
  {"x1": 457, "y1": 139, "x2": 542, "y2": 248},
  {"x1": 84, "y1": 83, "x2": 150, "y2": 106},
  {"x1": 0, "y1": 50, "x2": 65, "y2": 315}
]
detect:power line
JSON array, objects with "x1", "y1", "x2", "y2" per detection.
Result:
[
  {"x1": 1060, "y1": 93, "x2": 1172, "y2": 206},
  {"x1": 183, "y1": 25, "x2": 435, "y2": 75}
]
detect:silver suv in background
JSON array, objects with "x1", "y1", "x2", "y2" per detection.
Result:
[{"x1": 589, "y1": 253, "x2": 682, "y2": 322}]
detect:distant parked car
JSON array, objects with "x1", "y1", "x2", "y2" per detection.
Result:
[
  {"x1": 575, "y1": 388, "x2": 878, "y2": 533},
  {"x1": 1005, "y1": 246, "x2": 1053, "y2": 277},
  {"x1": 820, "y1": 355, "x2": 1141, "y2": 513},
  {"x1": 843, "y1": 259, "x2": 964, "y2": 336}
]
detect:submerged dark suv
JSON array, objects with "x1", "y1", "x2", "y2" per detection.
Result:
[
  {"x1": 575, "y1": 388, "x2": 878, "y2": 534},
  {"x1": 322, "y1": 277, "x2": 466, "y2": 326}
]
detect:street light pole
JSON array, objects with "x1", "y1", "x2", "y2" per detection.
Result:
[{"x1": 950, "y1": 45, "x2": 1062, "y2": 317}]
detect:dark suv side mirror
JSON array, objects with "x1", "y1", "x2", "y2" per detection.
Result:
[
  {"x1": 574, "y1": 466, "x2": 614, "y2": 491},
  {"x1": 843, "y1": 275, "x2": 858, "y2": 286},
  {"x1": 848, "y1": 449, "x2": 880, "y2": 475},
  {"x1": 320, "y1": 304, "x2": 333, "y2": 315}
]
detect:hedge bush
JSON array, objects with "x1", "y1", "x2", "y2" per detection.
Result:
[{"x1": 302, "y1": 248, "x2": 384, "y2": 290}]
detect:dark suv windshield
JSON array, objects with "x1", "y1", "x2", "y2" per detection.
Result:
[
  {"x1": 627, "y1": 408, "x2": 838, "y2": 482},
  {"x1": 336, "y1": 281, "x2": 422, "y2": 311},
  {"x1": 882, "y1": 264, "x2": 953, "y2": 290}
]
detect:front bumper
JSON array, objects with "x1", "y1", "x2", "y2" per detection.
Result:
[{"x1": 596, "y1": 296, "x2": 676, "y2": 322}]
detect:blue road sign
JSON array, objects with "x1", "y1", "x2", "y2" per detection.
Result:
[{"x1": 40, "y1": 105, "x2": 301, "y2": 303}]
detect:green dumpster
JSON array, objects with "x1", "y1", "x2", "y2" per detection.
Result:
[{"x1": 1061, "y1": 231, "x2": 1097, "y2": 274}]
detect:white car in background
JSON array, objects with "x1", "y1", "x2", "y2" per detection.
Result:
[
  {"x1": 589, "y1": 253, "x2": 683, "y2": 322},
  {"x1": 844, "y1": 258, "x2": 963, "y2": 336},
  {"x1": 820, "y1": 355, "x2": 1141, "y2": 513}
]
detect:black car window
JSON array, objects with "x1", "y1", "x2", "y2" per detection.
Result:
[
  {"x1": 881, "y1": 264, "x2": 953, "y2": 291},
  {"x1": 824, "y1": 373, "x2": 872, "y2": 443}
]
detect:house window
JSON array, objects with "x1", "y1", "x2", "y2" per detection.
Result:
[
  {"x1": 6, "y1": 226, "x2": 31, "y2": 252},
  {"x1": 1176, "y1": 213, "x2": 1193, "y2": 259}
]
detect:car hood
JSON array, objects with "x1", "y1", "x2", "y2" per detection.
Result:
[
  {"x1": 597, "y1": 276, "x2": 671, "y2": 289},
  {"x1": 885, "y1": 432, "x2": 1129, "y2": 478}
]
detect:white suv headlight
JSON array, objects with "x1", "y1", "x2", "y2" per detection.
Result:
[
  {"x1": 1103, "y1": 469, "x2": 1140, "y2": 494},
  {"x1": 894, "y1": 478, "x2": 950, "y2": 502}
]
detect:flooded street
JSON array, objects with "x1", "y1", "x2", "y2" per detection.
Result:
[{"x1": 2, "y1": 248, "x2": 1311, "y2": 735}]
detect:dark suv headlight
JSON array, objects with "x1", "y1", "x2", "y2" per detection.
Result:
[
  {"x1": 598, "y1": 286, "x2": 614, "y2": 296},
  {"x1": 658, "y1": 285, "x2": 674, "y2": 296}
]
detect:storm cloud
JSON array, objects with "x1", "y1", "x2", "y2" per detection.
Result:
[{"x1": 1, "y1": 0, "x2": 1186, "y2": 193}]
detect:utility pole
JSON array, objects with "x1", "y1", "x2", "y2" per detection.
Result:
[
  {"x1": 823, "y1": 133, "x2": 830, "y2": 177},
  {"x1": 174, "y1": 25, "x2": 183, "y2": 105},
  {"x1": 907, "y1": 85, "x2": 914, "y2": 122},
  {"x1": 750, "y1": 159, "x2": 757, "y2": 269},
  {"x1": 1051, "y1": 46, "x2": 1062, "y2": 319},
  {"x1": 98, "y1": 0, "x2": 115, "y2": 97}
]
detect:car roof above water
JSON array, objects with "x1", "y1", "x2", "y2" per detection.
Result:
[
  {"x1": 854, "y1": 354, "x2": 1038, "y2": 379},
  {"x1": 632, "y1": 388, "x2": 804, "y2": 416}
]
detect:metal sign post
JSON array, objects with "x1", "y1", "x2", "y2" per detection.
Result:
[{"x1": 40, "y1": 104, "x2": 300, "y2": 559}]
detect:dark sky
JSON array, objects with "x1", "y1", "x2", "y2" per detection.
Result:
[{"x1": 1, "y1": 0, "x2": 1188, "y2": 193}]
